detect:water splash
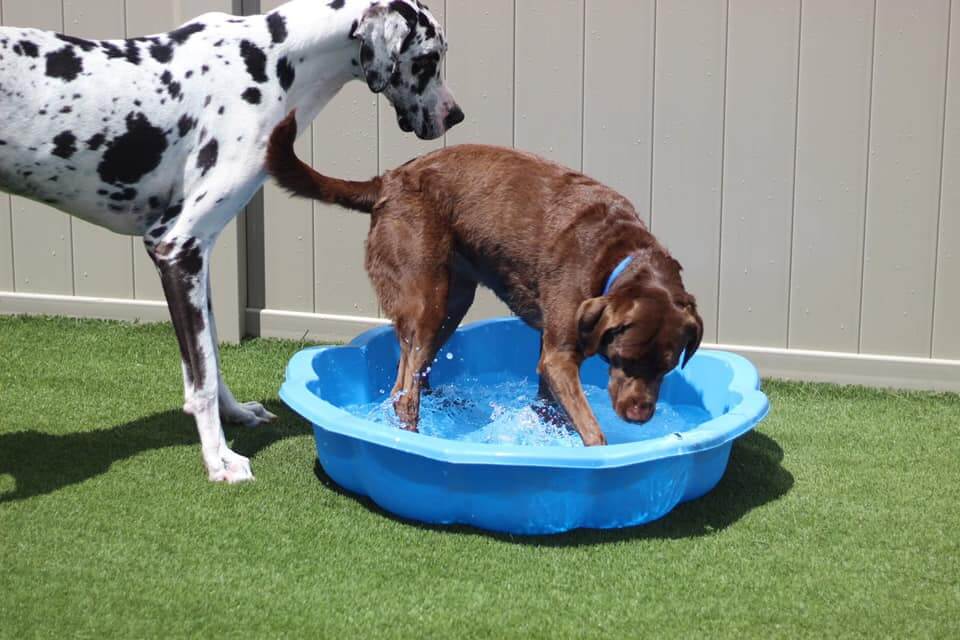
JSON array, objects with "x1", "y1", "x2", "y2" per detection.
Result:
[{"x1": 343, "y1": 377, "x2": 711, "y2": 448}]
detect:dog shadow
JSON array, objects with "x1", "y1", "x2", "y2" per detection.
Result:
[
  {"x1": 313, "y1": 429, "x2": 794, "y2": 544},
  {"x1": 0, "y1": 400, "x2": 305, "y2": 504}
]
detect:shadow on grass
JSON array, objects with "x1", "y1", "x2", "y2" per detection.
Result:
[
  {"x1": 313, "y1": 429, "x2": 793, "y2": 544},
  {"x1": 0, "y1": 401, "x2": 306, "y2": 504}
]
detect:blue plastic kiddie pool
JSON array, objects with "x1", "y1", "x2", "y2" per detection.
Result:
[{"x1": 280, "y1": 318, "x2": 769, "y2": 535}]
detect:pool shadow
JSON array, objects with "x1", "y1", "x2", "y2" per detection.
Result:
[
  {"x1": 0, "y1": 400, "x2": 305, "y2": 504},
  {"x1": 313, "y1": 429, "x2": 794, "y2": 544}
]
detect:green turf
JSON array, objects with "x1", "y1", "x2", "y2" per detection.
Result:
[{"x1": 0, "y1": 315, "x2": 957, "y2": 638}]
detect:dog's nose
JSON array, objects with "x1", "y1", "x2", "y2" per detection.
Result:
[
  {"x1": 625, "y1": 401, "x2": 655, "y2": 423},
  {"x1": 443, "y1": 105, "x2": 465, "y2": 130}
]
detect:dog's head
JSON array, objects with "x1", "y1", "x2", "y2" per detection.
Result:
[
  {"x1": 353, "y1": 0, "x2": 463, "y2": 140},
  {"x1": 576, "y1": 281, "x2": 703, "y2": 424}
]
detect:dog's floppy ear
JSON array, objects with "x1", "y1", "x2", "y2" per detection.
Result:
[
  {"x1": 680, "y1": 307, "x2": 704, "y2": 369},
  {"x1": 354, "y1": 4, "x2": 412, "y2": 93},
  {"x1": 576, "y1": 297, "x2": 613, "y2": 357}
]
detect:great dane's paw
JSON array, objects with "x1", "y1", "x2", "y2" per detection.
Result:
[
  {"x1": 222, "y1": 401, "x2": 277, "y2": 428},
  {"x1": 208, "y1": 451, "x2": 255, "y2": 484}
]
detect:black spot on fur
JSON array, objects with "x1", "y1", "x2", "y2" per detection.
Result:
[
  {"x1": 241, "y1": 87, "x2": 261, "y2": 104},
  {"x1": 196, "y1": 139, "x2": 218, "y2": 177},
  {"x1": 160, "y1": 70, "x2": 182, "y2": 98},
  {"x1": 123, "y1": 41, "x2": 142, "y2": 65},
  {"x1": 240, "y1": 40, "x2": 267, "y2": 83},
  {"x1": 56, "y1": 34, "x2": 96, "y2": 52},
  {"x1": 149, "y1": 226, "x2": 166, "y2": 239},
  {"x1": 418, "y1": 10, "x2": 437, "y2": 39},
  {"x1": 45, "y1": 46, "x2": 83, "y2": 82},
  {"x1": 360, "y1": 42, "x2": 375, "y2": 67},
  {"x1": 59, "y1": 106, "x2": 72, "y2": 114},
  {"x1": 390, "y1": 1, "x2": 419, "y2": 26},
  {"x1": 329, "y1": 0, "x2": 346, "y2": 8},
  {"x1": 15, "y1": 40, "x2": 38, "y2": 57},
  {"x1": 149, "y1": 42, "x2": 173, "y2": 63},
  {"x1": 86, "y1": 133, "x2": 106, "y2": 150},
  {"x1": 413, "y1": 52, "x2": 439, "y2": 94},
  {"x1": 161, "y1": 204, "x2": 182, "y2": 223},
  {"x1": 98, "y1": 112, "x2": 168, "y2": 185},
  {"x1": 276, "y1": 57, "x2": 295, "y2": 91},
  {"x1": 169, "y1": 23, "x2": 205, "y2": 45},
  {"x1": 109, "y1": 187, "x2": 137, "y2": 201},
  {"x1": 178, "y1": 240, "x2": 203, "y2": 276},
  {"x1": 267, "y1": 13, "x2": 288, "y2": 44},
  {"x1": 52, "y1": 131, "x2": 77, "y2": 159},
  {"x1": 178, "y1": 115, "x2": 196, "y2": 138}
]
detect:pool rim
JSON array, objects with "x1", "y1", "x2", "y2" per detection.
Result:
[{"x1": 280, "y1": 317, "x2": 770, "y2": 470}]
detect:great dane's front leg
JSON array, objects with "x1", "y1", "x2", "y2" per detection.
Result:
[
  {"x1": 204, "y1": 276, "x2": 277, "y2": 428},
  {"x1": 149, "y1": 236, "x2": 253, "y2": 483}
]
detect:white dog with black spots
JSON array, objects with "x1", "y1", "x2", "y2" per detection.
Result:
[{"x1": 0, "y1": 0, "x2": 463, "y2": 483}]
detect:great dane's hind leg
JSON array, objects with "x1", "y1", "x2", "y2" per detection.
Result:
[
  {"x1": 204, "y1": 276, "x2": 277, "y2": 428},
  {"x1": 148, "y1": 236, "x2": 254, "y2": 483}
]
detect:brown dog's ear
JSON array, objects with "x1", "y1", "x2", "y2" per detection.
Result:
[
  {"x1": 681, "y1": 309, "x2": 704, "y2": 368},
  {"x1": 576, "y1": 297, "x2": 612, "y2": 357}
]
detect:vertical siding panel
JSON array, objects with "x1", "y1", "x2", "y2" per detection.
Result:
[
  {"x1": 651, "y1": 0, "x2": 727, "y2": 343},
  {"x1": 0, "y1": 0, "x2": 10, "y2": 291},
  {"x1": 4, "y1": 0, "x2": 73, "y2": 295},
  {"x1": 377, "y1": 1, "x2": 446, "y2": 170},
  {"x1": 861, "y1": 0, "x2": 950, "y2": 356},
  {"x1": 260, "y1": 0, "x2": 313, "y2": 312},
  {"x1": 0, "y1": 0, "x2": 11, "y2": 291},
  {"x1": 176, "y1": 0, "x2": 241, "y2": 23},
  {"x1": 933, "y1": 0, "x2": 959, "y2": 359},
  {"x1": 123, "y1": 1, "x2": 174, "y2": 39},
  {"x1": 242, "y1": 0, "x2": 264, "y2": 311},
  {"x1": 63, "y1": 0, "x2": 135, "y2": 300},
  {"x1": 514, "y1": 0, "x2": 583, "y2": 169},
  {"x1": 446, "y1": 0, "x2": 512, "y2": 321},
  {"x1": 583, "y1": 0, "x2": 654, "y2": 227},
  {"x1": 718, "y1": 0, "x2": 800, "y2": 347},
  {"x1": 126, "y1": 0, "x2": 174, "y2": 301},
  {"x1": 0, "y1": 189, "x2": 10, "y2": 291},
  {"x1": 789, "y1": 0, "x2": 875, "y2": 352},
  {"x1": 312, "y1": 86, "x2": 379, "y2": 317}
]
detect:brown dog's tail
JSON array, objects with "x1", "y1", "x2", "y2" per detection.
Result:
[{"x1": 266, "y1": 111, "x2": 382, "y2": 214}]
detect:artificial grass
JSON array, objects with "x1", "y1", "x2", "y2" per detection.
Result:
[{"x1": 0, "y1": 315, "x2": 957, "y2": 638}]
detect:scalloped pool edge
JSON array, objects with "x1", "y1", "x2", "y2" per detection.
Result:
[{"x1": 280, "y1": 317, "x2": 771, "y2": 534}]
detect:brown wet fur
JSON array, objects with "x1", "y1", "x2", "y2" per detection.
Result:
[{"x1": 268, "y1": 111, "x2": 703, "y2": 446}]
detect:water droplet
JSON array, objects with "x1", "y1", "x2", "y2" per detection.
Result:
[{"x1": 446, "y1": 352, "x2": 454, "y2": 360}]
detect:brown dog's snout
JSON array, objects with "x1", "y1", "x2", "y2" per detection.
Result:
[{"x1": 624, "y1": 401, "x2": 655, "y2": 423}]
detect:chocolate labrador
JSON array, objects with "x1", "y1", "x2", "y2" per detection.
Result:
[{"x1": 267, "y1": 112, "x2": 703, "y2": 446}]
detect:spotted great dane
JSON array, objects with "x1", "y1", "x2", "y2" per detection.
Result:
[{"x1": 0, "y1": 0, "x2": 462, "y2": 483}]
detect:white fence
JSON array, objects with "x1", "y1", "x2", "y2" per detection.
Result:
[{"x1": 1, "y1": 0, "x2": 957, "y2": 391}]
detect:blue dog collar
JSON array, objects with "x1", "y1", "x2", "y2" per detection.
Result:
[{"x1": 603, "y1": 255, "x2": 635, "y2": 296}]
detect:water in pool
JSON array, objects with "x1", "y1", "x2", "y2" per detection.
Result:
[{"x1": 344, "y1": 375, "x2": 711, "y2": 447}]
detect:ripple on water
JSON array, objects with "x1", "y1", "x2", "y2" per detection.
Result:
[{"x1": 343, "y1": 377, "x2": 712, "y2": 447}]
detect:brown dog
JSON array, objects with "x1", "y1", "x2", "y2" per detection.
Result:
[{"x1": 267, "y1": 113, "x2": 703, "y2": 446}]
